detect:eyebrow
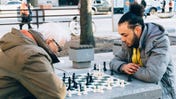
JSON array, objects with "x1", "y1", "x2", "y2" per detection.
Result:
[{"x1": 120, "y1": 33, "x2": 127, "y2": 36}]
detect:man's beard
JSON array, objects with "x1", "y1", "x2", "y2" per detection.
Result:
[{"x1": 130, "y1": 32, "x2": 140, "y2": 48}]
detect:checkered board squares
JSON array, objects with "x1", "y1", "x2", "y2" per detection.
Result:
[{"x1": 63, "y1": 72, "x2": 129, "y2": 97}]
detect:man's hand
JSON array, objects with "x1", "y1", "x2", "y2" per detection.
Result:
[{"x1": 121, "y1": 63, "x2": 140, "y2": 75}]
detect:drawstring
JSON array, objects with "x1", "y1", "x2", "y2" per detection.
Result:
[{"x1": 132, "y1": 48, "x2": 143, "y2": 66}]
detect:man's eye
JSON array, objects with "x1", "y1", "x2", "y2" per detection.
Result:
[{"x1": 123, "y1": 35, "x2": 128, "y2": 37}]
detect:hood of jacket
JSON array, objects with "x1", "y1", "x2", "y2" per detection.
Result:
[
  {"x1": 139, "y1": 23, "x2": 168, "y2": 50},
  {"x1": 0, "y1": 28, "x2": 36, "y2": 52},
  {"x1": 0, "y1": 28, "x2": 59, "y2": 64}
]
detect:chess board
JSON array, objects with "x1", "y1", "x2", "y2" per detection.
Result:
[{"x1": 62, "y1": 71, "x2": 129, "y2": 97}]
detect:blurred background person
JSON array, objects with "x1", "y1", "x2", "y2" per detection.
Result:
[{"x1": 19, "y1": 0, "x2": 32, "y2": 30}]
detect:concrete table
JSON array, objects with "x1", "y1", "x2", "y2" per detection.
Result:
[{"x1": 54, "y1": 52, "x2": 162, "y2": 99}]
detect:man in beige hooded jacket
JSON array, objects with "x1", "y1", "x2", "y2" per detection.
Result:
[{"x1": 0, "y1": 23, "x2": 70, "y2": 98}]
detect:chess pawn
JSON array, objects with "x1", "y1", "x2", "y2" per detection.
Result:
[
  {"x1": 77, "y1": 85, "x2": 82, "y2": 96},
  {"x1": 116, "y1": 79, "x2": 120, "y2": 87},
  {"x1": 83, "y1": 85, "x2": 88, "y2": 95},
  {"x1": 93, "y1": 85, "x2": 97, "y2": 92},
  {"x1": 93, "y1": 63, "x2": 97, "y2": 70},
  {"x1": 103, "y1": 61, "x2": 107, "y2": 71},
  {"x1": 110, "y1": 77, "x2": 114, "y2": 83},
  {"x1": 107, "y1": 78, "x2": 112, "y2": 90},
  {"x1": 97, "y1": 86, "x2": 100, "y2": 92},
  {"x1": 67, "y1": 90, "x2": 72, "y2": 97},
  {"x1": 99, "y1": 86, "x2": 104, "y2": 93},
  {"x1": 120, "y1": 80, "x2": 125, "y2": 88},
  {"x1": 97, "y1": 86, "x2": 104, "y2": 93}
]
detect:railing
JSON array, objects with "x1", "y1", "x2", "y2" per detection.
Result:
[{"x1": 0, "y1": 7, "x2": 79, "y2": 28}]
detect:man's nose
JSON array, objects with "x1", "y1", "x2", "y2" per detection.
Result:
[{"x1": 121, "y1": 37, "x2": 126, "y2": 42}]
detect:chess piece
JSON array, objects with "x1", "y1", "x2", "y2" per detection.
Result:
[
  {"x1": 83, "y1": 85, "x2": 88, "y2": 94},
  {"x1": 99, "y1": 86, "x2": 104, "y2": 93},
  {"x1": 86, "y1": 76, "x2": 89, "y2": 85},
  {"x1": 89, "y1": 75, "x2": 93, "y2": 83},
  {"x1": 72, "y1": 73, "x2": 76, "y2": 82},
  {"x1": 94, "y1": 63, "x2": 97, "y2": 70},
  {"x1": 67, "y1": 90, "x2": 72, "y2": 97},
  {"x1": 120, "y1": 80, "x2": 125, "y2": 87},
  {"x1": 107, "y1": 78, "x2": 112, "y2": 90},
  {"x1": 67, "y1": 77, "x2": 72, "y2": 90},
  {"x1": 127, "y1": 75, "x2": 132, "y2": 82},
  {"x1": 63, "y1": 73, "x2": 66, "y2": 83},
  {"x1": 107, "y1": 81, "x2": 112, "y2": 90},
  {"x1": 110, "y1": 69, "x2": 114, "y2": 75},
  {"x1": 116, "y1": 79, "x2": 120, "y2": 86},
  {"x1": 103, "y1": 61, "x2": 107, "y2": 71},
  {"x1": 93, "y1": 85, "x2": 96, "y2": 92},
  {"x1": 77, "y1": 84, "x2": 82, "y2": 95},
  {"x1": 73, "y1": 81, "x2": 78, "y2": 89}
]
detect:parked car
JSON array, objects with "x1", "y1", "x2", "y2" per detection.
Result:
[
  {"x1": 91, "y1": 0, "x2": 111, "y2": 14},
  {"x1": 0, "y1": 1, "x2": 21, "y2": 11},
  {"x1": 144, "y1": 0, "x2": 162, "y2": 15}
]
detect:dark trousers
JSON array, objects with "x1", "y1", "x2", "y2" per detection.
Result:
[
  {"x1": 162, "y1": 8, "x2": 165, "y2": 13},
  {"x1": 19, "y1": 15, "x2": 32, "y2": 30},
  {"x1": 169, "y1": 7, "x2": 172, "y2": 12},
  {"x1": 19, "y1": 23, "x2": 32, "y2": 30}
]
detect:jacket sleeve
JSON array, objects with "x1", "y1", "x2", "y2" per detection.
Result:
[
  {"x1": 109, "y1": 44, "x2": 129, "y2": 73},
  {"x1": 18, "y1": 47, "x2": 66, "y2": 99},
  {"x1": 133, "y1": 35, "x2": 170, "y2": 83}
]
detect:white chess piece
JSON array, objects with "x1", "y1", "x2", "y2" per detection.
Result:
[
  {"x1": 77, "y1": 85, "x2": 81, "y2": 96},
  {"x1": 116, "y1": 79, "x2": 120, "y2": 87},
  {"x1": 120, "y1": 80, "x2": 125, "y2": 87},
  {"x1": 67, "y1": 90, "x2": 72, "y2": 97},
  {"x1": 93, "y1": 85, "x2": 97, "y2": 92},
  {"x1": 107, "y1": 78, "x2": 112, "y2": 90},
  {"x1": 83, "y1": 85, "x2": 88, "y2": 95},
  {"x1": 99, "y1": 86, "x2": 104, "y2": 93}
]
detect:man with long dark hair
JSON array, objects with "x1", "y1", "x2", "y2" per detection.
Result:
[{"x1": 110, "y1": 3, "x2": 176, "y2": 99}]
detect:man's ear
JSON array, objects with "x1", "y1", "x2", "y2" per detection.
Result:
[
  {"x1": 45, "y1": 38, "x2": 52, "y2": 45},
  {"x1": 134, "y1": 26, "x2": 142, "y2": 36}
]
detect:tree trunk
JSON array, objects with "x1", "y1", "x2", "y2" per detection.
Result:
[{"x1": 80, "y1": 0, "x2": 95, "y2": 47}]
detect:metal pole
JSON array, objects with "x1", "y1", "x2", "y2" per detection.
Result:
[
  {"x1": 111, "y1": 0, "x2": 114, "y2": 32},
  {"x1": 36, "y1": 9, "x2": 39, "y2": 28}
]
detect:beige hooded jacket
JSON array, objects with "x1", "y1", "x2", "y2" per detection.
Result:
[{"x1": 0, "y1": 28, "x2": 66, "y2": 99}]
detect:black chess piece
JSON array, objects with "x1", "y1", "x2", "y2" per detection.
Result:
[
  {"x1": 110, "y1": 69, "x2": 114, "y2": 75},
  {"x1": 79, "y1": 84, "x2": 83, "y2": 91},
  {"x1": 86, "y1": 73, "x2": 91, "y2": 85},
  {"x1": 127, "y1": 75, "x2": 132, "y2": 82},
  {"x1": 93, "y1": 63, "x2": 97, "y2": 70},
  {"x1": 62, "y1": 73, "x2": 66, "y2": 83},
  {"x1": 73, "y1": 81, "x2": 78, "y2": 89},
  {"x1": 72, "y1": 73, "x2": 75, "y2": 82},
  {"x1": 86, "y1": 76, "x2": 89, "y2": 85},
  {"x1": 103, "y1": 61, "x2": 107, "y2": 71},
  {"x1": 89, "y1": 75, "x2": 93, "y2": 83},
  {"x1": 67, "y1": 77, "x2": 72, "y2": 90}
]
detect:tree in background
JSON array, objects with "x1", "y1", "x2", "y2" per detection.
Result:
[{"x1": 80, "y1": 0, "x2": 95, "y2": 47}]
